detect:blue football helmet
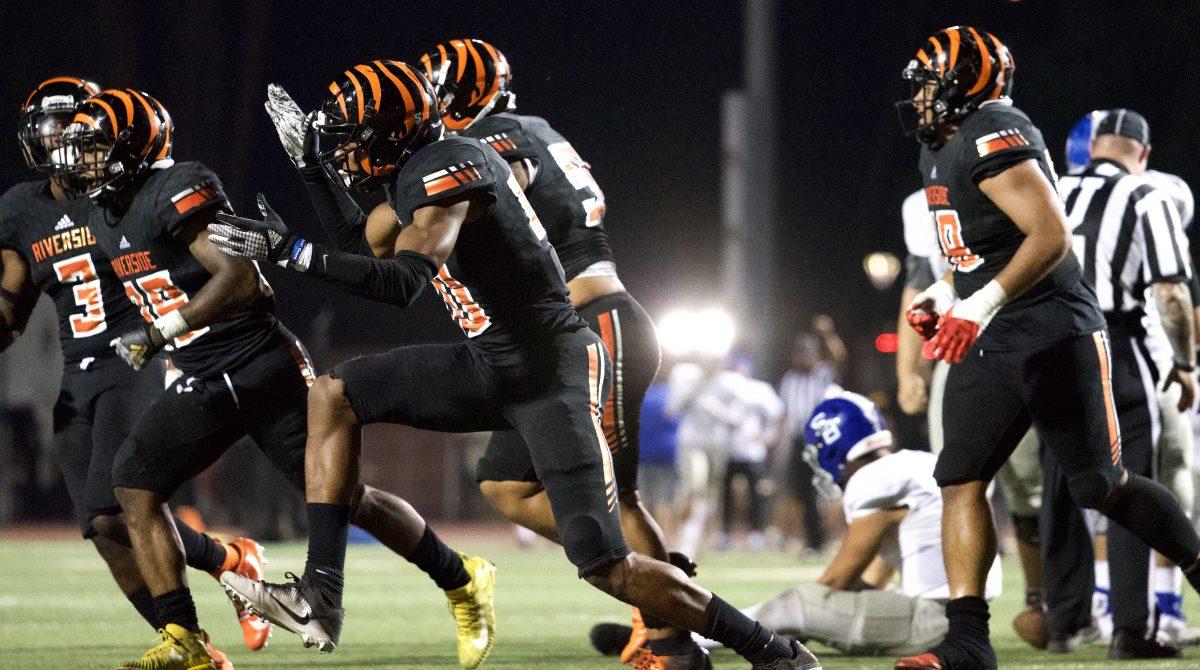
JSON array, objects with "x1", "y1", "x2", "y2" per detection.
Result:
[
  {"x1": 1065, "y1": 110, "x2": 1108, "y2": 173},
  {"x1": 802, "y1": 392, "x2": 893, "y2": 496}
]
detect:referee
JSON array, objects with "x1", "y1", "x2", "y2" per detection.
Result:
[{"x1": 1053, "y1": 109, "x2": 1196, "y2": 658}]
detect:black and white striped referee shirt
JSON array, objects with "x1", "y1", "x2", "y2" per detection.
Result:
[{"x1": 1058, "y1": 158, "x2": 1191, "y2": 315}]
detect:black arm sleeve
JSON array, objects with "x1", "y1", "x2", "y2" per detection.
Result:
[
  {"x1": 298, "y1": 165, "x2": 375, "y2": 257},
  {"x1": 304, "y1": 243, "x2": 437, "y2": 307}
]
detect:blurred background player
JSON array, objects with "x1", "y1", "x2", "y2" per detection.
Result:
[
  {"x1": 717, "y1": 355, "x2": 784, "y2": 553},
  {"x1": 896, "y1": 184, "x2": 1047, "y2": 649},
  {"x1": 61, "y1": 86, "x2": 489, "y2": 670},
  {"x1": 1065, "y1": 110, "x2": 1200, "y2": 648},
  {"x1": 776, "y1": 319, "x2": 845, "y2": 554},
  {"x1": 1, "y1": 77, "x2": 268, "y2": 665},
  {"x1": 897, "y1": 26, "x2": 1200, "y2": 670}
]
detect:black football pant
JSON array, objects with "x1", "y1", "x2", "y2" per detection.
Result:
[
  {"x1": 111, "y1": 338, "x2": 316, "y2": 496},
  {"x1": 1042, "y1": 321, "x2": 1163, "y2": 637},
  {"x1": 334, "y1": 327, "x2": 631, "y2": 577},
  {"x1": 477, "y1": 291, "x2": 660, "y2": 498},
  {"x1": 53, "y1": 359, "x2": 164, "y2": 537}
]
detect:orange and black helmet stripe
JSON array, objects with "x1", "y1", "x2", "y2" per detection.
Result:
[
  {"x1": 419, "y1": 38, "x2": 513, "y2": 130},
  {"x1": 22, "y1": 76, "x2": 100, "y2": 111},
  {"x1": 74, "y1": 88, "x2": 167, "y2": 160}
]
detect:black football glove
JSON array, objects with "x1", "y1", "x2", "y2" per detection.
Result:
[
  {"x1": 209, "y1": 194, "x2": 310, "y2": 268},
  {"x1": 110, "y1": 323, "x2": 167, "y2": 371}
]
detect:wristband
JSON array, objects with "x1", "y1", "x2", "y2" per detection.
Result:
[
  {"x1": 152, "y1": 310, "x2": 190, "y2": 341},
  {"x1": 285, "y1": 238, "x2": 313, "y2": 272},
  {"x1": 1174, "y1": 361, "x2": 1196, "y2": 373}
]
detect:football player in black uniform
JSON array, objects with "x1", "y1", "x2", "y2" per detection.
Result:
[
  {"x1": 211, "y1": 61, "x2": 820, "y2": 670},
  {"x1": 895, "y1": 27, "x2": 1200, "y2": 670},
  {"x1": 58, "y1": 88, "x2": 493, "y2": 670},
  {"x1": 0, "y1": 78, "x2": 271, "y2": 665},
  {"x1": 415, "y1": 38, "x2": 693, "y2": 667}
]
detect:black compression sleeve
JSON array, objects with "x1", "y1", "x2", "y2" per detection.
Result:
[
  {"x1": 298, "y1": 165, "x2": 375, "y2": 257},
  {"x1": 304, "y1": 243, "x2": 437, "y2": 307}
]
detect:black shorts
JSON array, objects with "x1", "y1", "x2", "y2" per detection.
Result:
[
  {"x1": 935, "y1": 330, "x2": 1125, "y2": 497},
  {"x1": 333, "y1": 327, "x2": 631, "y2": 576},
  {"x1": 53, "y1": 359, "x2": 165, "y2": 537},
  {"x1": 111, "y1": 337, "x2": 316, "y2": 496},
  {"x1": 477, "y1": 292, "x2": 660, "y2": 496}
]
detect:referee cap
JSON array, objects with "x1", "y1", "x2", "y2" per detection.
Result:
[{"x1": 1095, "y1": 109, "x2": 1150, "y2": 146}]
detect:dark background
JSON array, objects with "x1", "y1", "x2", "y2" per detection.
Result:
[{"x1": 2, "y1": 0, "x2": 1198, "y2": 381}]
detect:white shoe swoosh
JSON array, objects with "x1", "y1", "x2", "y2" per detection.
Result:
[{"x1": 471, "y1": 616, "x2": 490, "y2": 650}]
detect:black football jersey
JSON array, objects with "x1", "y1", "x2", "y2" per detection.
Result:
[
  {"x1": 84, "y1": 161, "x2": 285, "y2": 378},
  {"x1": 387, "y1": 136, "x2": 583, "y2": 347},
  {"x1": 461, "y1": 113, "x2": 614, "y2": 281},
  {"x1": 0, "y1": 181, "x2": 142, "y2": 370},
  {"x1": 918, "y1": 102, "x2": 1104, "y2": 351}
]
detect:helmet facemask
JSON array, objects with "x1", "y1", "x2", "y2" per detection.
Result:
[
  {"x1": 56, "y1": 124, "x2": 128, "y2": 201},
  {"x1": 896, "y1": 61, "x2": 960, "y2": 146}
]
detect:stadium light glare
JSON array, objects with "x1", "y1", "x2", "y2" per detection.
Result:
[
  {"x1": 658, "y1": 306, "x2": 736, "y2": 357},
  {"x1": 863, "y1": 251, "x2": 901, "y2": 290}
]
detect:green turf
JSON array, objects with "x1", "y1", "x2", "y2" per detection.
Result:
[{"x1": 1, "y1": 538, "x2": 1198, "y2": 668}]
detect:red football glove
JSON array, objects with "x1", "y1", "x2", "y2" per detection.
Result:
[
  {"x1": 928, "y1": 280, "x2": 1008, "y2": 364},
  {"x1": 905, "y1": 280, "x2": 958, "y2": 341}
]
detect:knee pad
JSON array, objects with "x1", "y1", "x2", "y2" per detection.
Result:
[
  {"x1": 561, "y1": 513, "x2": 628, "y2": 578},
  {"x1": 1066, "y1": 470, "x2": 1121, "y2": 510}
]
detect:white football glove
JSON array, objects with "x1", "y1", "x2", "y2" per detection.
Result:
[{"x1": 264, "y1": 83, "x2": 316, "y2": 168}]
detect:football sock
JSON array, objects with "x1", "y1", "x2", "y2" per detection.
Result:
[
  {"x1": 408, "y1": 524, "x2": 470, "y2": 591},
  {"x1": 1154, "y1": 566, "x2": 1184, "y2": 620},
  {"x1": 304, "y1": 503, "x2": 352, "y2": 607},
  {"x1": 153, "y1": 587, "x2": 199, "y2": 632},
  {"x1": 175, "y1": 518, "x2": 226, "y2": 574},
  {"x1": 932, "y1": 596, "x2": 996, "y2": 669},
  {"x1": 646, "y1": 630, "x2": 699, "y2": 655},
  {"x1": 701, "y1": 594, "x2": 793, "y2": 664},
  {"x1": 127, "y1": 586, "x2": 161, "y2": 629},
  {"x1": 1104, "y1": 474, "x2": 1200, "y2": 568}
]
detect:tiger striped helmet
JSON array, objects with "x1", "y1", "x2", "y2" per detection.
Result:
[
  {"x1": 315, "y1": 60, "x2": 442, "y2": 193},
  {"x1": 19, "y1": 76, "x2": 101, "y2": 173},
  {"x1": 897, "y1": 26, "x2": 1014, "y2": 145},
  {"x1": 59, "y1": 88, "x2": 171, "y2": 201},
  {"x1": 419, "y1": 39, "x2": 514, "y2": 131}
]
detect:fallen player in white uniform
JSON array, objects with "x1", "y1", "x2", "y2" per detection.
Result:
[{"x1": 715, "y1": 392, "x2": 1001, "y2": 656}]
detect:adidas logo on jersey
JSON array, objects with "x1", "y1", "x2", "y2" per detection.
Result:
[
  {"x1": 54, "y1": 215, "x2": 75, "y2": 231},
  {"x1": 119, "y1": 236, "x2": 131, "y2": 249}
]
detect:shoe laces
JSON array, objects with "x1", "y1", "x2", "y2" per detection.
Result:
[
  {"x1": 627, "y1": 648, "x2": 666, "y2": 670},
  {"x1": 129, "y1": 629, "x2": 186, "y2": 669}
]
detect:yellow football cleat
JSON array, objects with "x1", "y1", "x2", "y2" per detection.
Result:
[
  {"x1": 444, "y1": 553, "x2": 497, "y2": 669},
  {"x1": 118, "y1": 623, "x2": 221, "y2": 670}
]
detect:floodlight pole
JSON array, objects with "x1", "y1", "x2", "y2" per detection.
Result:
[{"x1": 721, "y1": 0, "x2": 778, "y2": 367}]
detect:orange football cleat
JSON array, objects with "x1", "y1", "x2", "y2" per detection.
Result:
[
  {"x1": 894, "y1": 652, "x2": 942, "y2": 670},
  {"x1": 620, "y1": 608, "x2": 650, "y2": 664},
  {"x1": 206, "y1": 637, "x2": 235, "y2": 669},
  {"x1": 212, "y1": 537, "x2": 273, "y2": 651}
]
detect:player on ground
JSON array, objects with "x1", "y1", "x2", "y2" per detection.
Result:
[
  {"x1": 1, "y1": 77, "x2": 268, "y2": 665},
  {"x1": 423, "y1": 38, "x2": 694, "y2": 667},
  {"x1": 211, "y1": 60, "x2": 821, "y2": 670},
  {"x1": 600, "y1": 392, "x2": 1001, "y2": 657},
  {"x1": 58, "y1": 87, "x2": 493, "y2": 670},
  {"x1": 895, "y1": 26, "x2": 1200, "y2": 670}
]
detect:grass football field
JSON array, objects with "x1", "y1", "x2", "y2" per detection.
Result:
[{"x1": 2, "y1": 533, "x2": 1199, "y2": 669}]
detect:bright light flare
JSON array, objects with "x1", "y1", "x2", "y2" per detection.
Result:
[
  {"x1": 658, "y1": 306, "x2": 736, "y2": 357},
  {"x1": 863, "y1": 251, "x2": 901, "y2": 290}
]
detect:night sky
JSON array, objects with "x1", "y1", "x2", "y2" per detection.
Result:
[{"x1": 3, "y1": 1, "x2": 1198, "y2": 382}]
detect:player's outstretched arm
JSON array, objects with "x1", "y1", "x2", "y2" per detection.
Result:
[
  {"x1": 816, "y1": 508, "x2": 907, "y2": 591},
  {"x1": 0, "y1": 248, "x2": 39, "y2": 351},
  {"x1": 210, "y1": 194, "x2": 477, "y2": 307},
  {"x1": 978, "y1": 159, "x2": 1073, "y2": 300}
]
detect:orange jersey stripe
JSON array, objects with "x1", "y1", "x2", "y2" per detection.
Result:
[{"x1": 1092, "y1": 332, "x2": 1122, "y2": 465}]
